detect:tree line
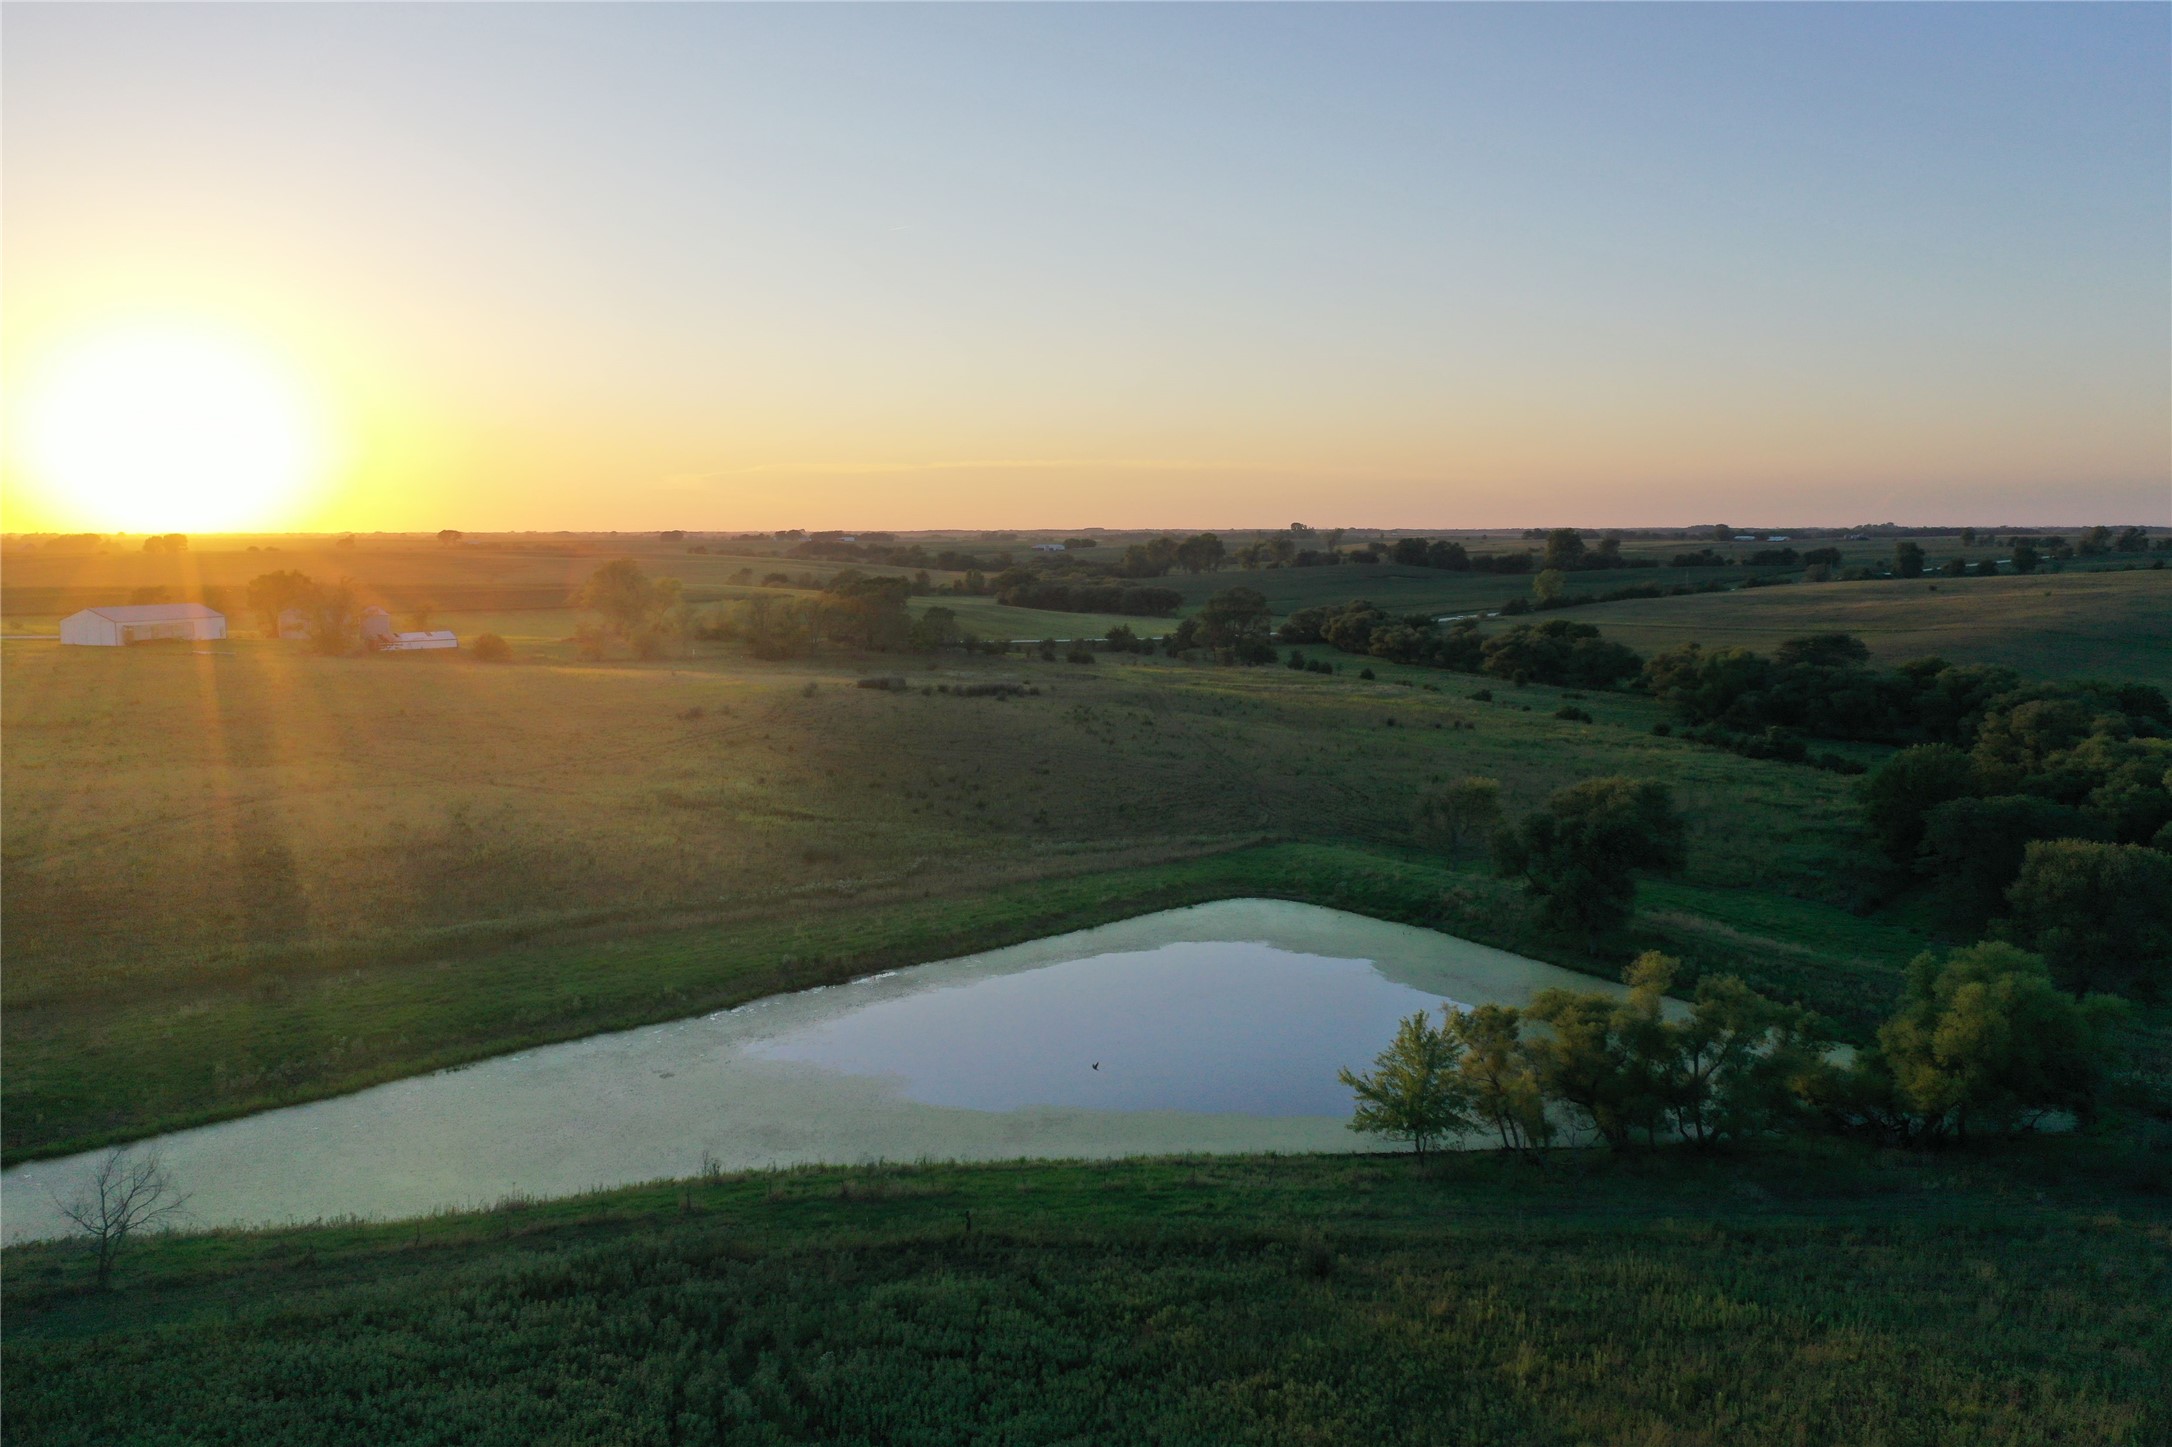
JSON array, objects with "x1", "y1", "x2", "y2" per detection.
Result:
[{"x1": 1342, "y1": 940, "x2": 2128, "y2": 1159}]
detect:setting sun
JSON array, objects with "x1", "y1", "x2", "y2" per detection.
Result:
[{"x1": 14, "y1": 325, "x2": 331, "y2": 532}]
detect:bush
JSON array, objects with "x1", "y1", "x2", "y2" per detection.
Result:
[
  {"x1": 470, "y1": 632, "x2": 512, "y2": 663},
  {"x1": 1553, "y1": 706, "x2": 1593, "y2": 723}
]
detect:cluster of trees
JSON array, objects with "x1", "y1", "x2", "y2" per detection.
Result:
[
  {"x1": 1278, "y1": 603, "x2": 1643, "y2": 688},
  {"x1": 991, "y1": 574, "x2": 1183, "y2": 616},
  {"x1": 789, "y1": 538, "x2": 1013, "y2": 574},
  {"x1": 1861, "y1": 745, "x2": 2172, "y2": 997},
  {"x1": 1104, "y1": 534, "x2": 1228, "y2": 577},
  {"x1": 1163, "y1": 587, "x2": 1276, "y2": 662},
  {"x1": 1343, "y1": 941, "x2": 2127, "y2": 1158},
  {"x1": 571, "y1": 558, "x2": 692, "y2": 659},
  {"x1": 139, "y1": 533, "x2": 189, "y2": 554},
  {"x1": 695, "y1": 567, "x2": 965, "y2": 659},
  {"x1": 1489, "y1": 777, "x2": 1687, "y2": 947},
  {"x1": 243, "y1": 570, "x2": 362, "y2": 655},
  {"x1": 1643, "y1": 635, "x2": 2169, "y2": 751}
]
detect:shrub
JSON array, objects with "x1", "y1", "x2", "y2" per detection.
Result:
[{"x1": 470, "y1": 632, "x2": 512, "y2": 663}]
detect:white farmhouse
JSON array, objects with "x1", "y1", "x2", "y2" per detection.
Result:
[{"x1": 59, "y1": 603, "x2": 227, "y2": 646}]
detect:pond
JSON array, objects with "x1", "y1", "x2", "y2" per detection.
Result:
[{"x1": 1, "y1": 899, "x2": 1636, "y2": 1242}]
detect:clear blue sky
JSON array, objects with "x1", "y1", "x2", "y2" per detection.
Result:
[{"x1": 5, "y1": 3, "x2": 2166, "y2": 529}]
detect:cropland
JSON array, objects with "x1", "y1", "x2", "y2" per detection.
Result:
[
  {"x1": 4, "y1": 530, "x2": 2168, "y2": 1445},
  {"x1": 5, "y1": 1145, "x2": 2167, "y2": 1445}
]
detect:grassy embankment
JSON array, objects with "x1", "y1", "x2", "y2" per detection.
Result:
[{"x1": 5, "y1": 1143, "x2": 2167, "y2": 1444}]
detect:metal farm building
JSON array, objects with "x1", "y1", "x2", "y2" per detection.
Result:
[{"x1": 59, "y1": 603, "x2": 228, "y2": 646}]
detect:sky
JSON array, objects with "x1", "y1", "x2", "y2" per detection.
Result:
[{"x1": 3, "y1": 3, "x2": 2166, "y2": 533}]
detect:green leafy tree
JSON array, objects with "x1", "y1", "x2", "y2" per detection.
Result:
[
  {"x1": 1339, "y1": 1011, "x2": 1476, "y2": 1160},
  {"x1": 1494, "y1": 778, "x2": 1687, "y2": 948},
  {"x1": 1532, "y1": 568, "x2": 1566, "y2": 605},
  {"x1": 1522, "y1": 956, "x2": 1672, "y2": 1149},
  {"x1": 1916, "y1": 794, "x2": 2096, "y2": 930},
  {"x1": 1858, "y1": 744, "x2": 1978, "y2": 865},
  {"x1": 1194, "y1": 587, "x2": 1275, "y2": 661},
  {"x1": 1412, "y1": 777, "x2": 1502, "y2": 856},
  {"x1": 1893, "y1": 540, "x2": 1926, "y2": 578},
  {"x1": 1542, "y1": 528, "x2": 1586, "y2": 571},
  {"x1": 572, "y1": 558, "x2": 661, "y2": 637},
  {"x1": 2004, "y1": 840, "x2": 2172, "y2": 998},
  {"x1": 907, "y1": 606, "x2": 960, "y2": 652},
  {"x1": 1819, "y1": 943, "x2": 2127, "y2": 1140},
  {"x1": 1174, "y1": 533, "x2": 1225, "y2": 574},
  {"x1": 1662, "y1": 970, "x2": 1823, "y2": 1147},
  {"x1": 1444, "y1": 1005, "x2": 1553, "y2": 1152}
]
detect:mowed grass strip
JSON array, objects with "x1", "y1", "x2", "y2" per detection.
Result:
[{"x1": 5, "y1": 1145, "x2": 2166, "y2": 1445}]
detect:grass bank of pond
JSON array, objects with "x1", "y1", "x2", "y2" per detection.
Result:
[
  {"x1": 7, "y1": 1140, "x2": 2167, "y2": 1445},
  {"x1": 4, "y1": 842, "x2": 1936, "y2": 1164}
]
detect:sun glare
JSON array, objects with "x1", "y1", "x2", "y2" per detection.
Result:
[{"x1": 16, "y1": 326, "x2": 332, "y2": 532}]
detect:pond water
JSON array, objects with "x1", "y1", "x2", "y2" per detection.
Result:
[{"x1": 1, "y1": 899, "x2": 1635, "y2": 1242}]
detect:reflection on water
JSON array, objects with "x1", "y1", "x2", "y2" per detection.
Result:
[
  {"x1": 747, "y1": 942, "x2": 1465, "y2": 1116},
  {"x1": 1, "y1": 899, "x2": 1632, "y2": 1242}
]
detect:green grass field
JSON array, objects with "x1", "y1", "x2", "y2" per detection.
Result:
[{"x1": 6, "y1": 1143, "x2": 2166, "y2": 1445}]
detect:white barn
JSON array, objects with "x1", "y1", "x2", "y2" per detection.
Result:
[
  {"x1": 382, "y1": 630, "x2": 458, "y2": 651},
  {"x1": 59, "y1": 603, "x2": 227, "y2": 646}
]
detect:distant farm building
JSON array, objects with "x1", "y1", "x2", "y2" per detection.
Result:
[
  {"x1": 277, "y1": 608, "x2": 312, "y2": 639},
  {"x1": 1033, "y1": 543, "x2": 1067, "y2": 552},
  {"x1": 382, "y1": 630, "x2": 458, "y2": 652},
  {"x1": 360, "y1": 606, "x2": 394, "y2": 644},
  {"x1": 59, "y1": 603, "x2": 226, "y2": 647}
]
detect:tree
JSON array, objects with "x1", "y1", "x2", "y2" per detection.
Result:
[
  {"x1": 1858, "y1": 744, "x2": 1977, "y2": 865},
  {"x1": 1494, "y1": 778, "x2": 1687, "y2": 948},
  {"x1": 1443, "y1": 1005, "x2": 1553, "y2": 1152},
  {"x1": 1194, "y1": 587, "x2": 1275, "y2": 661},
  {"x1": 307, "y1": 579, "x2": 362, "y2": 655},
  {"x1": 1916, "y1": 794, "x2": 2095, "y2": 930},
  {"x1": 1893, "y1": 540, "x2": 1925, "y2": 578},
  {"x1": 1175, "y1": 533, "x2": 1226, "y2": 574},
  {"x1": 2012, "y1": 544, "x2": 2040, "y2": 574},
  {"x1": 1822, "y1": 943, "x2": 2127, "y2": 1140},
  {"x1": 470, "y1": 632, "x2": 513, "y2": 662},
  {"x1": 244, "y1": 570, "x2": 319, "y2": 637},
  {"x1": 1532, "y1": 568, "x2": 1566, "y2": 605},
  {"x1": 55, "y1": 1148, "x2": 188, "y2": 1290},
  {"x1": 1521, "y1": 959, "x2": 1671, "y2": 1149},
  {"x1": 1663, "y1": 970, "x2": 1822, "y2": 1147},
  {"x1": 907, "y1": 606, "x2": 960, "y2": 652},
  {"x1": 2004, "y1": 839, "x2": 2172, "y2": 998},
  {"x1": 1542, "y1": 528, "x2": 1586, "y2": 572},
  {"x1": 572, "y1": 557, "x2": 660, "y2": 637},
  {"x1": 1339, "y1": 1010, "x2": 1475, "y2": 1160},
  {"x1": 1412, "y1": 777, "x2": 1502, "y2": 855},
  {"x1": 437, "y1": 529, "x2": 464, "y2": 546}
]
